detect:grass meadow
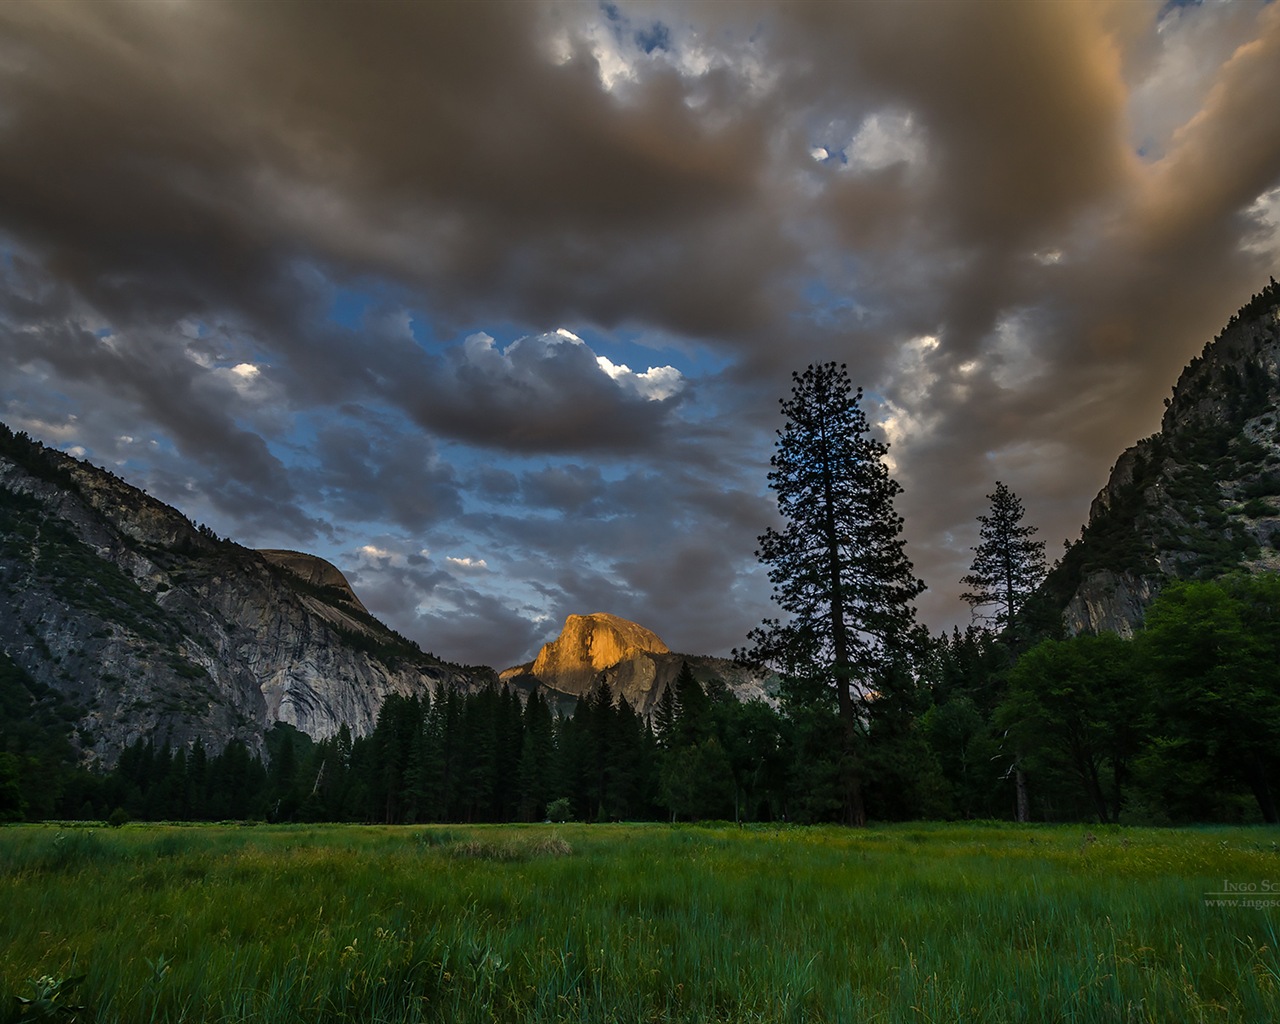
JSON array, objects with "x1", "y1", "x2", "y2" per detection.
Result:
[{"x1": 1, "y1": 821, "x2": 1279, "y2": 1023}]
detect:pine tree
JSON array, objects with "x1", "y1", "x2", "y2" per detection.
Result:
[
  {"x1": 743, "y1": 362, "x2": 924, "y2": 825},
  {"x1": 960, "y1": 481, "x2": 1046, "y2": 637},
  {"x1": 402, "y1": 719, "x2": 430, "y2": 824},
  {"x1": 495, "y1": 686, "x2": 525, "y2": 820},
  {"x1": 516, "y1": 690, "x2": 555, "y2": 821},
  {"x1": 460, "y1": 687, "x2": 500, "y2": 821},
  {"x1": 187, "y1": 738, "x2": 209, "y2": 819},
  {"x1": 607, "y1": 695, "x2": 645, "y2": 819},
  {"x1": 0, "y1": 753, "x2": 26, "y2": 822},
  {"x1": 669, "y1": 661, "x2": 710, "y2": 749},
  {"x1": 372, "y1": 694, "x2": 420, "y2": 823},
  {"x1": 956, "y1": 483, "x2": 1046, "y2": 822},
  {"x1": 429, "y1": 687, "x2": 462, "y2": 820},
  {"x1": 652, "y1": 677, "x2": 678, "y2": 747},
  {"x1": 579, "y1": 677, "x2": 615, "y2": 821}
]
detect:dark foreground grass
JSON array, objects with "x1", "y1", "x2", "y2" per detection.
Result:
[{"x1": 1, "y1": 821, "x2": 1278, "y2": 1022}]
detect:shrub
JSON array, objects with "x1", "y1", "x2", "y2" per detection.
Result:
[{"x1": 545, "y1": 797, "x2": 573, "y2": 823}]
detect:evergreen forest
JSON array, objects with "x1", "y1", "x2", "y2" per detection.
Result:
[{"x1": 4, "y1": 572, "x2": 1278, "y2": 827}]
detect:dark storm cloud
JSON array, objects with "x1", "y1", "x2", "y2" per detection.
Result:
[
  {"x1": 520, "y1": 464, "x2": 611, "y2": 516},
  {"x1": 397, "y1": 331, "x2": 685, "y2": 454},
  {"x1": 795, "y1": 0, "x2": 1133, "y2": 245},
  {"x1": 741, "y1": 0, "x2": 1280, "y2": 626},
  {"x1": 0, "y1": 0, "x2": 776, "y2": 485},
  {"x1": 3, "y1": 0, "x2": 1279, "y2": 663},
  {"x1": 0, "y1": 0, "x2": 783, "y2": 340},
  {"x1": 0, "y1": 264, "x2": 317, "y2": 534},
  {"x1": 308, "y1": 420, "x2": 462, "y2": 532},
  {"x1": 414, "y1": 591, "x2": 548, "y2": 673},
  {"x1": 342, "y1": 553, "x2": 546, "y2": 669}
]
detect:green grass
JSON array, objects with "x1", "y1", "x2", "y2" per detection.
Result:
[{"x1": 2, "y1": 822, "x2": 1279, "y2": 1022}]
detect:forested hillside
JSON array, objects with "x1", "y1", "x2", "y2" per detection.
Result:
[
  {"x1": 0, "y1": 422, "x2": 489, "y2": 763},
  {"x1": 1034, "y1": 278, "x2": 1280, "y2": 635}
]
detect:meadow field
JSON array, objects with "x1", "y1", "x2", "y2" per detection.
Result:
[{"x1": 1, "y1": 821, "x2": 1278, "y2": 1023}]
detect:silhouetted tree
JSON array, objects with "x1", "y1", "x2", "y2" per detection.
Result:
[
  {"x1": 516, "y1": 690, "x2": 555, "y2": 821},
  {"x1": 669, "y1": 661, "x2": 711, "y2": 749},
  {"x1": 716, "y1": 698, "x2": 786, "y2": 822},
  {"x1": 660, "y1": 737, "x2": 734, "y2": 821},
  {"x1": 744, "y1": 362, "x2": 924, "y2": 825},
  {"x1": 0, "y1": 752, "x2": 25, "y2": 821},
  {"x1": 652, "y1": 678, "x2": 677, "y2": 747},
  {"x1": 961, "y1": 482, "x2": 1046, "y2": 638}
]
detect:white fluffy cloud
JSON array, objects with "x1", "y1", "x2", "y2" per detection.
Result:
[
  {"x1": 358, "y1": 544, "x2": 401, "y2": 565},
  {"x1": 595, "y1": 356, "x2": 686, "y2": 401}
]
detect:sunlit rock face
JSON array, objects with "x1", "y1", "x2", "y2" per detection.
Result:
[
  {"x1": 530, "y1": 613, "x2": 669, "y2": 696},
  {"x1": 1048, "y1": 283, "x2": 1280, "y2": 636},
  {"x1": 0, "y1": 434, "x2": 490, "y2": 766},
  {"x1": 503, "y1": 612, "x2": 777, "y2": 715}
]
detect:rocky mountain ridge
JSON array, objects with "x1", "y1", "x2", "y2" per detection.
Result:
[
  {"x1": 0, "y1": 426, "x2": 492, "y2": 766},
  {"x1": 501, "y1": 611, "x2": 778, "y2": 715},
  {"x1": 259, "y1": 549, "x2": 371, "y2": 615},
  {"x1": 1043, "y1": 279, "x2": 1280, "y2": 635}
]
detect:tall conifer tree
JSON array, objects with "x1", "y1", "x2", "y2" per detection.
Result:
[
  {"x1": 959, "y1": 482, "x2": 1046, "y2": 822},
  {"x1": 744, "y1": 362, "x2": 923, "y2": 825},
  {"x1": 960, "y1": 481, "x2": 1046, "y2": 636},
  {"x1": 653, "y1": 676, "x2": 678, "y2": 746}
]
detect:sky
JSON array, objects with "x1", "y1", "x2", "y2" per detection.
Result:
[{"x1": 2, "y1": 0, "x2": 1279, "y2": 670}]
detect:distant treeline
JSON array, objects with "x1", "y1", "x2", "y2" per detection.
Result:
[
  {"x1": 3, "y1": 663, "x2": 799, "y2": 825},
  {"x1": 3, "y1": 574, "x2": 1278, "y2": 826}
]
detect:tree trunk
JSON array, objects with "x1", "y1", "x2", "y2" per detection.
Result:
[
  {"x1": 846, "y1": 767, "x2": 866, "y2": 827},
  {"x1": 1247, "y1": 757, "x2": 1279, "y2": 824},
  {"x1": 1015, "y1": 766, "x2": 1029, "y2": 823},
  {"x1": 818, "y1": 414, "x2": 865, "y2": 827},
  {"x1": 1083, "y1": 758, "x2": 1111, "y2": 824}
]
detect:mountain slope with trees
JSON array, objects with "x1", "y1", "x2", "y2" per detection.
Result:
[
  {"x1": 1037, "y1": 278, "x2": 1280, "y2": 636},
  {"x1": 0, "y1": 424, "x2": 491, "y2": 772},
  {"x1": 923, "y1": 281, "x2": 1280, "y2": 825}
]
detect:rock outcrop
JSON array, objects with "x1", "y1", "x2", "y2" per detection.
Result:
[
  {"x1": 1062, "y1": 570, "x2": 1158, "y2": 638},
  {"x1": 503, "y1": 612, "x2": 777, "y2": 714},
  {"x1": 259, "y1": 549, "x2": 370, "y2": 614},
  {"x1": 0, "y1": 426, "x2": 490, "y2": 766},
  {"x1": 1044, "y1": 279, "x2": 1280, "y2": 634},
  {"x1": 529, "y1": 613, "x2": 668, "y2": 696}
]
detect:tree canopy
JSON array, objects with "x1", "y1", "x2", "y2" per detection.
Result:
[{"x1": 1139, "y1": 575, "x2": 1280, "y2": 823}]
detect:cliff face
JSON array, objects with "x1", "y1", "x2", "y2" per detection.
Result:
[
  {"x1": 503, "y1": 612, "x2": 777, "y2": 714},
  {"x1": 529, "y1": 613, "x2": 669, "y2": 696},
  {"x1": 1046, "y1": 280, "x2": 1280, "y2": 635},
  {"x1": 0, "y1": 428, "x2": 490, "y2": 766},
  {"x1": 1062, "y1": 570, "x2": 1158, "y2": 639}
]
